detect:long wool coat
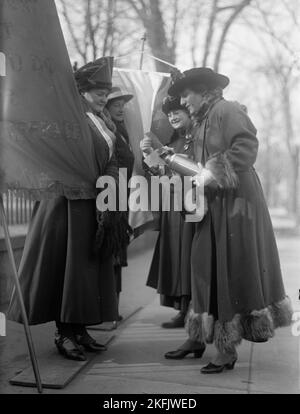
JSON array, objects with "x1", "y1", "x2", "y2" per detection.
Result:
[
  {"x1": 187, "y1": 99, "x2": 293, "y2": 352},
  {"x1": 9, "y1": 114, "x2": 119, "y2": 326}
]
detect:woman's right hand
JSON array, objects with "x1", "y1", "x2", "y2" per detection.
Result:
[{"x1": 140, "y1": 137, "x2": 153, "y2": 155}]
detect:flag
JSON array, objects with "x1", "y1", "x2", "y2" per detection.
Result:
[
  {"x1": 0, "y1": 0, "x2": 98, "y2": 199},
  {"x1": 112, "y1": 68, "x2": 172, "y2": 230}
]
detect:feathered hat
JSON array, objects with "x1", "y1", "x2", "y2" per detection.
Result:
[{"x1": 75, "y1": 56, "x2": 114, "y2": 92}]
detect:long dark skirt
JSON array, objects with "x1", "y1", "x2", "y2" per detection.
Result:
[
  {"x1": 147, "y1": 209, "x2": 195, "y2": 312},
  {"x1": 114, "y1": 265, "x2": 122, "y2": 294},
  {"x1": 186, "y1": 171, "x2": 292, "y2": 351},
  {"x1": 190, "y1": 171, "x2": 286, "y2": 321},
  {"x1": 9, "y1": 197, "x2": 118, "y2": 325}
]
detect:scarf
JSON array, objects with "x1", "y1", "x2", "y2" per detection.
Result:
[
  {"x1": 98, "y1": 108, "x2": 117, "y2": 134},
  {"x1": 115, "y1": 121, "x2": 130, "y2": 144}
]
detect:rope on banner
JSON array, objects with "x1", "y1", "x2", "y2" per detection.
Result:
[
  {"x1": 114, "y1": 51, "x2": 178, "y2": 70},
  {"x1": 139, "y1": 33, "x2": 147, "y2": 70}
]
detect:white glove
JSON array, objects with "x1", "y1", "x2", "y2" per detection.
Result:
[
  {"x1": 140, "y1": 137, "x2": 153, "y2": 156},
  {"x1": 191, "y1": 163, "x2": 215, "y2": 187}
]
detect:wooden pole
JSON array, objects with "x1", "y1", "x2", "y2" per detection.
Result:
[
  {"x1": 0, "y1": 195, "x2": 43, "y2": 393},
  {"x1": 139, "y1": 32, "x2": 147, "y2": 70}
]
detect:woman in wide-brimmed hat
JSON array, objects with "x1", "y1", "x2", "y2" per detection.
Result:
[
  {"x1": 165, "y1": 67, "x2": 293, "y2": 374},
  {"x1": 106, "y1": 87, "x2": 135, "y2": 322},
  {"x1": 9, "y1": 57, "x2": 122, "y2": 362}
]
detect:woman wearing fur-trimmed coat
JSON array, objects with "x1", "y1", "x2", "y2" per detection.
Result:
[{"x1": 166, "y1": 67, "x2": 293, "y2": 374}]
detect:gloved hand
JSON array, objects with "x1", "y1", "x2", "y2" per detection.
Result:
[
  {"x1": 140, "y1": 136, "x2": 153, "y2": 155},
  {"x1": 191, "y1": 163, "x2": 216, "y2": 188}
]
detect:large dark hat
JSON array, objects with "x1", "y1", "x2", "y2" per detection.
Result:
[
  {"x1": 168, "y1": 67, "x2": 230, "y2": 96},
  {"x1": 161, "y1": 95, "x2": 188, "y2": 115},
  {"x1": 75, "y1": 56, "x2": 114, "y2": 92}
]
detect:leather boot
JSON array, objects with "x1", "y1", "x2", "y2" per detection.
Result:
[
  {"x1": 161, "y1": 311, "x2": 185, "y2": 328},
  {"x1": 73, "y1": 325, "x2": 107, "y2": 353}
]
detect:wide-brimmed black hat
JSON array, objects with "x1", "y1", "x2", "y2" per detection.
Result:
[
  {"x1": 75, "y1": 56, "x2": 114, "y2": 92},
  {"x1": 162, "y1": 95, "x2": 188, "y2": 115},
  {"x1": 168, "y1": 67, "x2": 229, "y2": 96}
]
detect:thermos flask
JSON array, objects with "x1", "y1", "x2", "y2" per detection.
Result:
[{"x1": 161, "y1": 152, "x2": 203, "y2": 176}]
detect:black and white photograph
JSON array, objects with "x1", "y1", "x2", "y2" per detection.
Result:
[{"x1": 0, "y1": 0, "x2": 299, "y2": 398}]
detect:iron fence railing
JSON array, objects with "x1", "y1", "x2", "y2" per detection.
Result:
[{"x1": 2, "y1": 190, "x2": 35, "y2": 226}]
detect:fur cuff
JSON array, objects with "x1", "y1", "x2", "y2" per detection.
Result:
[
  {"x1": 240, "y1": 296, "x2": 293, "y2": 342},
  {"x1": 185, "y1": 310, "x2": 215, "y2": 344},
  {"x1": 214, "y1": 316, "x2": 243, "y2": 353},
  {"x1": 205, "y1": 152, "x2": 239, "y2": 189},
  {"x1": 268, "y1": 296, "x2": 293, "y2": 329},
  {"x1": 240, "y1": 309, "x2": 274, "y2": 343},
  {"x1": 185, "y1": 310, "x2": 242, "y2": 353},
  {"x1": 186, "y1": 297, "x2": 293, "y2": 352}
]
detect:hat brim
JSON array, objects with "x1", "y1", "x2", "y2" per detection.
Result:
[
  {"x1": 168, "y1": 73, "x2": 229, "y2": 96},
  {"x1": 107, "y1": 94, "x2": 133, "y2": 104}
]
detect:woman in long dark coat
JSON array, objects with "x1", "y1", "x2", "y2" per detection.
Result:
[
  {"x1": 106, "y1": 87, "x2": 135, "y2": 322},
  {"x1": 166, "y1": 67, "x2": 293, "y2": 373},
  {"x1": 9, "y1": 57, "x2": 120, "y2": 361},
  {"x1": 141, "y1": 97, "x2": 198, "y2": 331}
]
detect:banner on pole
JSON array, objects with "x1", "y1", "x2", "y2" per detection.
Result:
[
  {"x1": 0, "y1": 0, "x2": 173, "y2": 230},
  {"x1": 112, "y1": 68, "x2": 172, "y2": 229},
  {"x1": 0, "y1": 0, "x2": 98, "y2": 199}
]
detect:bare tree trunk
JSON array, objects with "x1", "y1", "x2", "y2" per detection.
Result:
[
  {"x1": 214, "y1": 0, "x2": 252, "y2": 71},
  {"x1": 57, "y1": 0, "x2": 128, "y2": 65},
  {"x1": 58, "y1": 0, "x2": 87, "y2": 62},
  {"x1": 86, "y1": 0, "x2": 97, "y2": 60},
  {"x1": 170, "y1": 0, "x2": 179, "y2": 55},
  {"x1": 145, "y1": 0, "x2": 176, "y2": 71},
  {"x1": 202, "y1": 0, "x2": 218, "y2": 66},
  {"x1": 102, "y1": 0, "x2": 115, "y2": 56},
  {"x1": 189, "y1": 2, "x2": 202, "y2": 66},
  {"x1": 281, "y1": 79, "x2": 299, "y2": 219},
  {"x1": 126, "y1": 0, "x2": 176, "y2": 72}
]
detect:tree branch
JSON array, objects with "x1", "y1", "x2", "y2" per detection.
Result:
[
  {"x1": 170, "y1": 0, "x2": 179, "y2": 51},
  {"x1": 214, "y1": 0, "x2": 253, "y2": 71},
  {"x1": 57, "y1": 0, "x2": 86, "y2": 62},
  {"x1": 202, "y1": 0, "x2": 218, "y2": 66}
]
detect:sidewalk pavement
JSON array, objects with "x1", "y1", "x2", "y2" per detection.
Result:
[{"x1": 1, "y1": 232, "x2": 299, "y2": 394}]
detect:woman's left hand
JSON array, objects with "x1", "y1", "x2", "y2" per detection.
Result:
[{"x1": 191, "y1": 164, "x2": 215, "y2": 187}]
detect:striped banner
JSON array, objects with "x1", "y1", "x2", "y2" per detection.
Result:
[{"x1": 112, "y1": 68, "x2": 173, "y2": 230}]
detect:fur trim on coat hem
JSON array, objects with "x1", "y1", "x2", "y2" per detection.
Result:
[
  {"x1": 205, "y1": 152, "x2": 239, "y2": 189},
  {"x1": 185, "y1": 296, "x2": 293, "y2": 353}
]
